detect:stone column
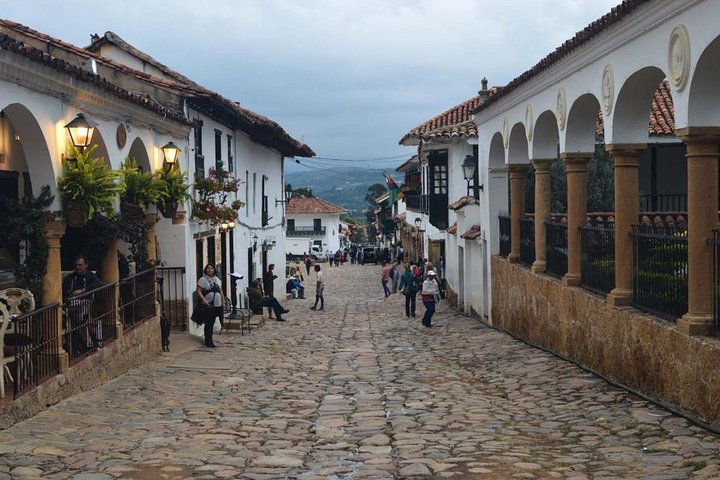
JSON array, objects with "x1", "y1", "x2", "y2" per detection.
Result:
[
  {"x1": 606, "y1": 144, "x2": 644, "y2": 306},
  {"x1": 561, "y1": 153, "x2": 591, "y2": 287},
  {"x1": 676, "y1": 128, "x2": 720, "y2": 336},
  {"x1": 508, "y1": 165, "x2": 527, "y2": 263},
  {"x1": 101, "y1": 239, "x2": 122, "y2": 339},
  {"x1": 531, "y1": 159, "x2": 553, "y2": 274},
  {"x1": 42, "y1": 220, "x2": 68, "y2": 372},
  {"x1": 146, "y1": 214, "x2": 159, "y2": 265}
]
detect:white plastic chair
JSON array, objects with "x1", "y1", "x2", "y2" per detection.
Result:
[{"x1": 0, "y1": 302, "x2": 14, "y2": 399}]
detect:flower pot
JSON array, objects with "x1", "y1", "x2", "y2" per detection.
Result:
[
  {"x1": 121, "y1": 201, "x2": 145, "y2": 222},
  {"x1": 160, "y1": 201, "x2": 178, "y2": 219},
  {"x1": 64, "y1": 201, "x2": 88, "y2": 227}
]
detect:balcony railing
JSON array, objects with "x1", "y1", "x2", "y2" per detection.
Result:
[
  {"x1": 580, "y1": 222, "x2": 615, "y2": 295},
  {"x1": 640, "y1": 194, "x2": 687, "y2": 213},
  {"x1": 120, "y1": 268, "x2": 156, "y2": 331},
  {"x1": 157, "y1": 267, "x2": 187, "y2": 331},
  {"x1": 631, "y1": 225, "x2": 688, "y2": 320},
  {"x1": 404, "y1": 194, "x2": 427, "y2": 213},
  {"x1": 63, "y1": 283, "x2": 118, "y2": 365},
  {"x1": 545, "y1": 221, "x2": 568, "y2": 278},
  {"x1": 11, "y1": 303, "x2": 60, "y2": 398},
  {"x1": 287, "y1": 226, "x2": 326, "y2": 236},
  {"x1": 499, "y1": 215, "x2": 511, "y2": 257},
  {"x1": 519, "y1": 217, "x2": 535, "y2": 267}
]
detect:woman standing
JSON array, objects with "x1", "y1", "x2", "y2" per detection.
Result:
[
  {"x1": 197, "y1": 264, "x2": 225, "y2": 348},
  {"x1": 420, "y1": 270, "x2": 440, "y2": 327},
  {"x1": 398, "y1": 264, "x2": 419, "y2": 317}
]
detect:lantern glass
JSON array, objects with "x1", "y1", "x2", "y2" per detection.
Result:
[
  {"x1": 284, "y1": 186, "x2": 292, "y2": 202},
  {"x1": 64, "y1": 113, "x2": 96, "y2": 149},
  {"x1": 462, "y1": 155, "x2": 476, "y2": 181},
  {"x1": 161, "y1": 141, "x2": 181, "y2": 166}
]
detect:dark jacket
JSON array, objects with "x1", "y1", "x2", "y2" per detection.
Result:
[
  {"x1": 62, "y1": 270, "x2": 102, "y2": 301},
  {"x1": 247, "y1": 284, "x2": 264, "y2": 314},
  {"x1": 262, "y1": 270, "x2": 277, "y2": 296}
]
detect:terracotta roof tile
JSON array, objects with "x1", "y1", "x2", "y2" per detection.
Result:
[
  {"x1": 596, "y1": 80, "x2": 675, "y2": 136},
  {"x1": 396, "y1": 155, "x2": 419, "y2": 173},
  {"x1": 286, "y1": 197, "x2": 347, "y2": 215},
  {"x1": 401, "y1": 96, "x2": 482, "y2": 144},
  {"x1": 460, "y1": 225, "x2": 482, "y2": 240},
  {"x1": 448, "y1": 196, "x2": 477, "y2": 211},
  {"x1": 447, "y1": 223, "x2": 458, "y2": 234}
]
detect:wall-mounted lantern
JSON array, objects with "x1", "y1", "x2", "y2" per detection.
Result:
[
  {"x1": 64, "y1": 113, "x2": 97, "y2": 151},
  {"x1": 161, "y1": 141, "x2": 181, "y2": 170}
]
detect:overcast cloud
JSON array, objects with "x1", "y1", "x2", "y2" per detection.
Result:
[{"x1": 5, "y1": 1, "x2": 620, "y2": 171}]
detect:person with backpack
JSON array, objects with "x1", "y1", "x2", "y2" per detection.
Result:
[
  {"x1": 399, "y1": 264, "x2": 420, "y2": 317},
  {"x1": 420, "y1": 270, "x2": 440, "y2": 328}
]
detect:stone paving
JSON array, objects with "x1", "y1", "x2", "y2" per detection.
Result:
[{"x1": 1, "y1": 263, "x2": 720, "y2": 479}]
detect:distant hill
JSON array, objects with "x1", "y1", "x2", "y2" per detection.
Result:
[{"x1": 285, "y1": 167, "x2": 391, "y2": 218}]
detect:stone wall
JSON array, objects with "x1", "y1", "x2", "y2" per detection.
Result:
[
  {"x1": 0, "y1": 316, "x2": 162, "y2": 430},
  {"x1": 492, "y1": 256, "x2": 720, "y2": 427}
]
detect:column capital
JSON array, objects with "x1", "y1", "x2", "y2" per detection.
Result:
[
  {"x1": 561, "y1": 153, "x2": 591, "y2": 172},
  {"x1": 44, "y1": 220, "x2": 66, "y2": 241},
  {"x1": 675, "y1": 126, "x2": 720, "y2": 144},
  {"x1": 605, "y1": 143, "x2": 646, "y2": 157},
  {"x1": 508, "y1": 164, "x2": 528, "y2": 179},
  {"x1": 531, "y1": 159, "x2": 553, "y2": 173}
]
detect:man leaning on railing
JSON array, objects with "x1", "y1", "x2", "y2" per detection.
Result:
[{"x1": 62, "y1": 254, "x2": 102, "y2": 356}]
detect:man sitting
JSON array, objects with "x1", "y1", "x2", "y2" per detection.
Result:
[{"x1": 247, "y1": 279, "x2": 289, "y2": 322}]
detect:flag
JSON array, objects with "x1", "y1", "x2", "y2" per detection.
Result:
[{"x1": 384, "y1": 173, "x2": 400, "y2": 204}]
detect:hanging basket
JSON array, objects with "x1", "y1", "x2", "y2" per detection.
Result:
[
  {"x1": 64, "y1": 201, "x2": 88, "y2": 228},
  {"x1": 121, "y1": 201, "x2": 145, "y2": 222},
  {"x1": 159, "y1": 201, "x2": 178, "y2": 219}
]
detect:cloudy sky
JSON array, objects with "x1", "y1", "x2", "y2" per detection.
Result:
[{"x1": 6, "y1": 1, "x2": 620, "y2": 171}]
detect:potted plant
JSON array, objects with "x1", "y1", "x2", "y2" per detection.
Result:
[
  {"x1": 190, "y1": 167, "x2": 244, "y2": 226},
  {"x1": 155, "y1": 166, "x2": 192, "y2": 219},
  {"x1": 58, "y1": 145, "x2": 124, "y2": 227},
  {"x1": 120, "y1": 157, "x2": 168, "y2": 221}
]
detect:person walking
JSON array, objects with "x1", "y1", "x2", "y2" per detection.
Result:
[
  {"x1": 310, "y1": 264, "x2": 325, "y2": 311},
  {"x1": 399, "y1": 264, "x2": 420, "y2": 317},
  {"x1": 304, "y1": 254, "x2": 313, "y2": 275},
  {"x1": 196, "y1": 264, "x2": 225, "y2": 347},
  {"x1": 381, "y1": 261, "x2": 392, "y2": 297},
  {"x1": 263, "y1": 264, "x2": 278, "y2": 319},
  {"x1": 390, "y1": 263, "x2": 399, "y2": 293},
  {"x1": 420, "y1": 270, "x2": 440, "y2": 328}
]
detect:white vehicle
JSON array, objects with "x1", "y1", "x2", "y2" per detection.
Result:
[{"x1": 286, "y1": 241, "x2": 324, "y2": 261}]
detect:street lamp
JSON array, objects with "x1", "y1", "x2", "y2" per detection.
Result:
[
  {"x1": 462, "y1": 154, "x2": 482, "y2": 199},
  {"x1": 64, "y1": 113, "x2": 97, "y2": 151},
  {"x1": 276, "y1": 185, "x2": 293, "y2": 206},
  {"x1": 161, "y1": 141, "x2": 181, "y2": 170}
]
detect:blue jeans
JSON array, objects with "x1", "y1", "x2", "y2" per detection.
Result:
[
  {"x1": 421, "y1": 299, "x2": 435, "y2": 326},
  {"x1": 382, "y1": 280, "x2": 390, "y2": 296}
]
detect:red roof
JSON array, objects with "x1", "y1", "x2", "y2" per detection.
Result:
[
  {"x1": 597, "y1": 80, "x2": 675, "y2": 136},
  {"x1": 400, "y1": 96, "x2": 482, "y2": 144},
  {"x1": 286, "y1": 197, "x2": 347, "y2": 215}
]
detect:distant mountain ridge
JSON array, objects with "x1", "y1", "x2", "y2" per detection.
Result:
[{"x1": 285, "y1": 167, "x2": 392, "y2": 217}]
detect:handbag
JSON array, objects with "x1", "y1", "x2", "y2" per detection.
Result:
[{"x1": 191, "y1": 302, "x2": 211, "y2": 324}]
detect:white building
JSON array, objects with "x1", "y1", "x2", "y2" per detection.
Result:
[{"x1": 286, "y1": 197, "x2": 347, "y2": 256}]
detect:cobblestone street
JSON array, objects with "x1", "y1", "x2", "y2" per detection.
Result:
[{"x1": 1, "y1": 264, "x2": 720, "y2": 479}]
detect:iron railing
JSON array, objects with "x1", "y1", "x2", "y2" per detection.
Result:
[
  {"x1": 580, "y1": 223, "x2": 615, "y2": 295},
  {"x1": 120, "y1": 268, "x2": 156, "y2": 331},
  {"x1": 712, "y1": 229, "x2": 720, "y2": 336},
  {"x1": 404, "y1": 194, "x2": 429, "y2": 214},
  {"x1": 519, "y1": 217, "x2": 535, "y2": 267},
  {"x1": 157, "y1": 267, "x2": 188, "y2": 331},
  {"x1": 11, "y1": 303, "x2": 60, "y2": 398},
  {"x1": 499, "y1": 215, "x2": 511, "y2": 257},
  {"x1": 63, "y1": 283, "x2": 117, "y2": 364},
  {"x1": 286, "y1": 226, "x2": 326, "y2": 236},
  {"x1": 631, "y1": 225, "x2": 688, "y2": 320},
  {"x1": 640, "y1": 194, "x2": 687, "y2": 213},
  {"x1": 545, "y1": 221, "x2": 568, "y2": 278}
]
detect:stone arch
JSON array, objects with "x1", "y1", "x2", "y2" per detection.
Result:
[
  {"x1": 565, "y1": 93, "x2": 601, "y2": 153},
  {"x1": 612, "y1": 66, "x2": 667, "y2": 143},
  {"x1": 128, "y1": 137, "x2": 151, "y2": 172},
  {"x1": 688, "y1": 34, "x2": 720, "y2": 127},
  {"x1": 488, "y1": 132, "x2": 505, "y2": 169},
  {"x1": 87, "y1": 125, "x2": 111, "y2": 168},
  {"x1": 1, "y1": 103, "x2": 56, "y2": 197},
  {"x1": 507, "y1": 123, "x2": 529, "y2": 165},
  {"x1": 532, "y1": 110, "x2": 559, "y2": 159}
]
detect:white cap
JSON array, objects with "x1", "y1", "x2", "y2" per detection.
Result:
[{"x1": 427, "y1": 270, "x2": 436, "y2": 276}]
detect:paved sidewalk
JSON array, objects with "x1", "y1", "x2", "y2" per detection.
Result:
[{"x1": 0, "y1": 263, "x2": 719, "y2": 479}]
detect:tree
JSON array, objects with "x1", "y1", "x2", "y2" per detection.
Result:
[{"x1": 285, "y1": 183, "x2": 314, "y2": 198}]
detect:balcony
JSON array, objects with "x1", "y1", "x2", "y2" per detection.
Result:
[
  {"x1": 287, "y1": 226, "x2": 326, "y2": 236},
  {"x1": 404, "y1": 194, "x2": 428, "y2": 214}
]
